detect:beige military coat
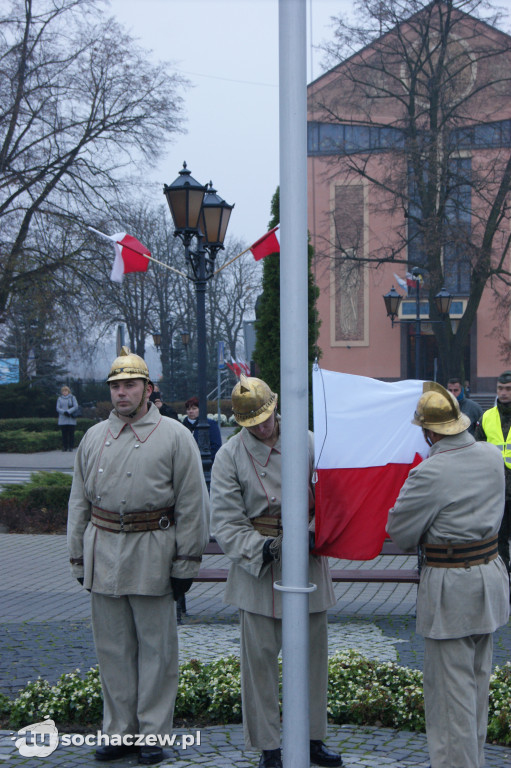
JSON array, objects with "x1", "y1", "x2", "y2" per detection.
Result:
[
  {"x1": 210, "y1": 424, "x2": 335, "y2": 618},
  {"x1": 387, "y1": 430, "x2": 509, "y2": 639},
  {"x1": 67, "y1": 404, "x2": 210, "y2": 595}
]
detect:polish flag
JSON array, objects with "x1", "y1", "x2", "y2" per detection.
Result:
[
  {"x1": 249, "y1": 226, "x2": 280, "y2": 261},
  {"x1": 226, "y1": 358, "x2": 242, "y2": 377},
  {"x1": 238, "y1": 358, "x2": 251, "y2": 376},
  {"x1": 312, "y1": 368, "x2": 427, "y2": 560},
  {"x1": 393, "y1": 273, "x2": 408, "y2": 295},
  {"x1": 110, "y1": 232, "x2": 151, "y2": 282}
]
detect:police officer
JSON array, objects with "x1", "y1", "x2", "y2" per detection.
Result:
[
  {"x1": 210, "y1": 375, "x2": 343, "y2": 768},
  {"x1": 387, "y1": 382, "x2": 509, "y2": 768},
  {"x1": 475, "y1": 370, "x2": 511, "y2": 572},
  {"x1": 67, "y1": 348, "x2": 209, "y2": 765}
]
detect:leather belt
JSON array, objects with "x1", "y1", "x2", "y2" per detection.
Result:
[
  {"x1": 92, "y1": 505, "x2": 175, "y2": 533},
  {"x1": 251, "y1": 511, "x2": 314, "y2": 538},
  {"x1": 251, "y1": 515, "x2": 283, "y2": 537},
  {"x1": 423, "y1": 535, "x2": 498, "y2": 568}
]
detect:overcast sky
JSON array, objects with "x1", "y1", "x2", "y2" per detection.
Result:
[
  {"x1": 107, "y1": 0, "x2": 354, "y2": 246},
  {"x1": 106, "y1": 0, "x2": 511, "y2": 248}
]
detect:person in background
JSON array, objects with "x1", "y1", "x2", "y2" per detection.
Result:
[
  {"x1": 149, "y1": 390, "x2": 178, "y2": 420},
  {"x1": 178, "y1": 395, "x2": 222, "y2": 622},
  {"x1": 210, "y1": 375, "x2": 343, "y2": 768},
  {"x1": 387, "y1": 382, "x2": 509, "y2": 768},
  {"x1": 446, "y1": 377, "x2": 482, "y2": 436},
  {"x1": 67, "y1": 348, "x2": 209, "y2": 765},
  {"x1": 182, "y1": 396, "x2": 222, "y2": 464},
  {"x1": 475, "y1": 370, "x2": 511, "y2": 573},
  {"x1": 56, "y1": 385, "x2": 79, "y2": 452}
]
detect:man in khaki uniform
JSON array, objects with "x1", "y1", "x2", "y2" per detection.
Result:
[
  {"x1": 387, "y1": 382, "x2": 509, "y2": 768},
  {"x1": 210, "y1": 376, "x2": 342, "y2": 768},
  {"x1": 67, "y1": 348, "x2": 209, "y2": 765}
]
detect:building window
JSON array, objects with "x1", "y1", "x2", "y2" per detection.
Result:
[
  {"x1": 332, "y1": 184, "x2": 366, "y2": 342},
  {"x1": 308, "y1": 122, "x2": 404, "y2": 156}
]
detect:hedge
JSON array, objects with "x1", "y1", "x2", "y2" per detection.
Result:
[
  {"x1": 0, "y1": 471, "x2": 72, "y2": 532},
  {"x1": 3, "y1": 652, "x2": 511, "y2": 746},
  {"x1": 0, "y1": 418, "x2": 96, "y2": 433},
  {"x1": 0, "y1": 418, "x2": 96, "y2": 453}
]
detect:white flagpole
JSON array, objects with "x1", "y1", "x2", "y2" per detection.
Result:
[
  {"x1": 277, "y1": 2, "x2": 312, "y2": 768},
  {"x1": 87, "y1": 226, "x2": 188, "y2": 278}
]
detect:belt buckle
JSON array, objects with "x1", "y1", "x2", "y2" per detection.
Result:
[
  {"x1": 159, "y1": 515, "x2": 171, "y2": 530},
  {"x1": 119, "y1": 512, "x2": 124, "y2": 533}
]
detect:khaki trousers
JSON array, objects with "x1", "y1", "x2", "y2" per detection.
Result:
[
  {"x1": 91, "y1": 593, "x2": 178, "y2": 739},
  {"x1": 424, "y1": 633, "x2": 493, "y2": 768},
  {"x1": 239, "y1": 609, "x2": 328, "y2": 751}
]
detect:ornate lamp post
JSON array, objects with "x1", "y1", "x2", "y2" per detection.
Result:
[
  {"x1": 164, "y1": 163, "x2": 234, "y2": 485},
  {"x1": 383, "y1": 267, "x2": 453, "y2": 379}
]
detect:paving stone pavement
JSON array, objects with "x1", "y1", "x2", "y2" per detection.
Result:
[{"x1": 0, "y1": 451, "x2": 510, "y2": 766}]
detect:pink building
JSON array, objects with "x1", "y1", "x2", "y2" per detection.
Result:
[{"x1": 307, "y1": 3, "x2": 511, "y2": 391}]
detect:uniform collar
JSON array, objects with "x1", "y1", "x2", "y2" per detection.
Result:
[
  {"x1": 429, "y1": 430, "x2": 474, "y2": 455},
  {"x1": 107, "y1": 402, "x2": 161, "y2": 441},
  {"x1": 240, "y1": 417, "x2": 282, "y2": 466}
]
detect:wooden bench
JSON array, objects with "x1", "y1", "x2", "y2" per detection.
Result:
[{"x1": 197, "y1": 538, "x2": 420, "y2": 584}]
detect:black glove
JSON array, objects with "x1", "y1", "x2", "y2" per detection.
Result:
[
  {"x1": 309, "y1": 531, "x2": 316, "y2": 552},
  {"x1": 64, "y1": 411, "x2": 70, "y2": 416},
  {"x1": 77, "y1": 577, "x2": 91, "y2": 592},
  {"x1": 171, "y1": 577, "x2": 193, "y2": 602},
  {"x1": 262, "y1": 538, "x2": 276, "y2": 564}
]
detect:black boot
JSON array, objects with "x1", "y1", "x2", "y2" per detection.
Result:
[
  {"x1": 95, "y1": 744, "x2": 138, "y2": 761},
  {"x1": 138, "y1": 745, "x2": 164, "y2": 764},
  {"x1": 258, "y1": 748, "x2": 282, "y2": 767},
  {"x1": 310, "y1": 740, "x2": 343, "y2": 767}
]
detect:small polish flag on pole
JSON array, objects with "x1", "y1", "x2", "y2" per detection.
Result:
[
  {"x1": 88, "y1": 226, "x2": 188, "y2": 280},
  {"x1": 226, "y1": 358, "x2": 242, "y2": 377},
  {"x1": 249, "y1": 225, "x2": 280, "y2": 261},
  {"x1": 109, "y1": 232, "x2": 150, "y2": 282},
  {"x1": 87, "y1": 227, "x2": 150, "y2": 282}
]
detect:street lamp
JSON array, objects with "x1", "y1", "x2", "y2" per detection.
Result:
[
  {"x1": 151, "y1": 331, "x2": 162, "y2": 350},
  {"x1": 383, "y1": 267, "x2": 453, "y2": 379},
  {"x1": 164, "y1": 163, "x2": 234, "y2": 485}
]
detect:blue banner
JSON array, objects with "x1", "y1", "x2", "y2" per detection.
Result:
[{"x1": 0, "y1": 358, "x2": 20, "y2": 384}]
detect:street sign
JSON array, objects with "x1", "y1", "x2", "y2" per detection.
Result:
[{"x1": 218, "y1": 341, "x2": 226, "y2": 369}]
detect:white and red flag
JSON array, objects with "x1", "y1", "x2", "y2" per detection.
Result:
[
  {"x1": 226, "y1": 358, "x2": 242, "y2": 377},
  {"x1": 249, "y1": 225, "x2": 280, "y2": 261},
  {"x1": 312, "y1": 368, "x2": 427, "y2": 560},
  {"x1": 109, "y1": 232, "x2": 151, "y2": 282}
]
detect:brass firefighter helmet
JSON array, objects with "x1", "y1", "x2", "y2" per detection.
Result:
[
  {"x1": 106, "y1": 346, "x2": 150, "y2": 383},
  {"x1": 412, "y1": 381, "x2": 470, "y2": 435},
  {"x1": 231, "y1": 374, "x2": 278, "y2": 427}
]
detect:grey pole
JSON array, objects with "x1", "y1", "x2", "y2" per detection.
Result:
[{"x1": 277, "y1": 2, "x2": 312, "y2": 767}]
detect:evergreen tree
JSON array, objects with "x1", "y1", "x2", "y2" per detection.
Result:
[{"x1": 253, "y1": 188, "x2": 321, "y2": 415}]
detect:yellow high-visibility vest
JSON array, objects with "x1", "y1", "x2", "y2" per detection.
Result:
[{"x1": 482, "y1": 407, "x2": 511, "y2": 469}]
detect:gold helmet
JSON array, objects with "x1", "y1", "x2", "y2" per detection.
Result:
[
  {"x1": 231, "y1": 374, "x2": 278, "y2": 427},
  {"x1": 106, "y1": 346, "x2": 150, "y2": 383},
  {"x1": 412, "y1": 381, "x2": 470, "y2": 435}
]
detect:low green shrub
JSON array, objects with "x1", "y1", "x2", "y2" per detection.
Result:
[
  {"x1": 0, "y1": 471, "x2": 72, "y2": 532},
  {"x1": 4, "y1": 652, "x2": 511, "y2": 746},
  {"x1": 0, "y1": 418, "x2": 95, "y2": 433},
  {"x1": 9, "y1": 668, "x2": 103, "y2": 728},
  {"x1": 327, "y1": 651, "x2": 425, "y2": 731},
  {"x1": 0, "y1": 430, "x2": 86, "y2": 453},
  {"x1": 488, "y1": 660, "x2": 511, "y2": 745}
]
